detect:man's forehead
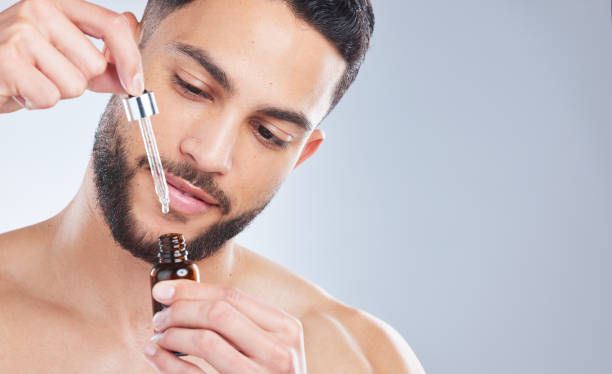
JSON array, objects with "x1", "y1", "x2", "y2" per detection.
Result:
[
  {"x1": 152, "y1": 0, "x2": 346, "y2": 125},
  {"x1": 165, "y1": 41, "x2": 315, "y2": 132}
]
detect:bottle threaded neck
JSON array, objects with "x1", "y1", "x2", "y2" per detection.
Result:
[{"x1": 158, "y1": 233, "x2": 188, "y2": 263}]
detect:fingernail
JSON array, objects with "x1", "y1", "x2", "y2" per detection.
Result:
[
  {"x1": 12, "y1": 96, "x2": 26, "y2": 108},
  {"x1": 144, "y1": 343, "x2": 157, "y2": 357},
  {"x1": 103, "y1": 47, "x2": 112, "y2": 62},
  {"x1": 152, "y1": 309, "x2": 168, "y2": 328},
  {"x1": 150, "y1": 333, "x2": 163, "y2": 343},
  {"x1": 119, "y1": 74, "x2": 129, "y2": 94},
  {"x1": 24, "y1": 98, "x2": 33, "y2": 110},
  {"x1": 153, "y1": 284, "x2": 174, "y2": 301},
  {"x1": 132, "y1": 72, "x2": 144, "y2": 95}
]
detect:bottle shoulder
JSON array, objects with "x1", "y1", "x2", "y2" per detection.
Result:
[
  {"x1": 150, "y1": 261, "x2": 199, "y2": 280},
  {"x1": 151, "y1": 260, "x2": 194, "y2": 268}
]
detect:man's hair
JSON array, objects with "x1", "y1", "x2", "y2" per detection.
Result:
[{"x1": 139, "y1": 0, "x2": 375, "y2": 115}]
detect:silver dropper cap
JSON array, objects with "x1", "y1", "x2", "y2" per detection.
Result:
[
  {"x1": 122, "y1": 90, "x2": 159, "y2": 121},
  {"x1": 121, "y1": 90, "x2": 170, "y2": 214}
]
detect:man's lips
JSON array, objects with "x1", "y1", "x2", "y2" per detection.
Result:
[
  {"x1": 165, "y1": 173, "x2": 219, "y2": 215},
  {"x1": 165, "y1": 173, "x2": 219, "y2": 206}
]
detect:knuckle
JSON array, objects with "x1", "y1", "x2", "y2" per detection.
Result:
[
  {"x1": 166, "y1": 301, "x2": 185, "y2": 324},
  {"x1": 208, "y1": 300, "x2": 233, "y2": 323},
  {"x1": 38, "y1": 87, "x2": 60, "y2": 108},
  {"x1": 281, "y1": 316, "x2": 302, "y2": 340},
  {"x1": 220, "y1": 285, "x2": 242, "y2": 304},
  {"x1": 86, "y1": 54, "x2": 107, "y2": 78},
  {"x1": 0, "y1": 46, "x2": 18, "y2": 69},
  {"x1": 17, "y1": 0, "x2": 53, "y2": 27},
  {"x1": 164, "y1": 308, "x2": 176, "y2": 325},
  {"x1": 63, "y1": 73, "x2": 87, "y2": 98},
  {"x1": 196, "y1": 329, "x2": 219, "y2": 352},
  {"x1": 15, "y1": 0, "x2": 34, "y2": 18},
  {"x1": 23, "y1": 0, "x2": 51, "y2": 16},
  {"x1": 6, "y1": 22, "x2": 37, "y2": 46},
  {"x1": 20, "y1": 0, "x2": 46, "y2": 7},
  {"x1": 109, "y1": 13, "x2": 130, "y2": 32},
  {"x1": 271, "y1": 343, "x2": 292, "y2": 365},
  {"x1": 273, "y1": 347, "x2": 294, "y2": 374}
]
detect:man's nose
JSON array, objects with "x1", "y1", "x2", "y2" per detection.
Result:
[{"x1": 178, "y1": 119, "x2": 236, "y2": 175}]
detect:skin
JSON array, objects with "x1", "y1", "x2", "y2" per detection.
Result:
[{"x1": 0, "y1": 0, "x2": 425, "y2": 373}]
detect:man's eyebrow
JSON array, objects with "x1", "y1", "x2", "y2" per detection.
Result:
[
  {"x1": 167, "y1": 42, "x2": 313, "y2": 131},
  {"x1": 256, "y1": 106, "x2": 313, "y2": 132},
  {"x1": 167, "y1": 41, "x2": 234, "y2": 94}
]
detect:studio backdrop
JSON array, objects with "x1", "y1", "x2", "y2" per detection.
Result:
[{"x1": 1, "y1": 1, "x2": 610, "y2": 373}]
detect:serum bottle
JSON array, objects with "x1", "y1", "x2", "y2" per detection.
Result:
[{"x1": 150, "y1": 233, "x2": 200, "y2": 356}]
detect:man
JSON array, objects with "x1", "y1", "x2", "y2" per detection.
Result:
[{"x1": 0, "y1": 0, "x2": 425, "y2": 372}]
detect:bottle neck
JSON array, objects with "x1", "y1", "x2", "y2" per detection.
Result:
[
  {"x1": 157, "y1": 233, "x2": 189, "y2": 264},
  {"x1": 158, "y1": 249, "x2": 188, "y2": 263}
]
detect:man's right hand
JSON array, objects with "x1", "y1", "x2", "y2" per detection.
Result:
[{"x1": 0, "y1": 0, "x2": 144, "y2": 113}]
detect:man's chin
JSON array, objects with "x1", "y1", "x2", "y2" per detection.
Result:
[
  {"x1": 117, "y1": 213, "x2": 209, "y2": 265},
  {"x1": 131, "y1": 202, "x2": 213, "y2": 238}
]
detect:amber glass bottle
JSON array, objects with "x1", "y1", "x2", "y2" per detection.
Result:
[{"x1": 150, "y1": 233, "x2": 200, "y2": 356}]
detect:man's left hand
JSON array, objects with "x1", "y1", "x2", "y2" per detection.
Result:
[{"x1": 144, "y1": 280, "x2": 307, "y2": 374}]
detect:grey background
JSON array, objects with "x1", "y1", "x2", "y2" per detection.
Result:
[{"x1": 1, "y1": 0, "x2": 611, "y2": 373}]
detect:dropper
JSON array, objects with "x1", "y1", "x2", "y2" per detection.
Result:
[{"x1": 122, "y1": 90, "x2": 170, "y2": 214}]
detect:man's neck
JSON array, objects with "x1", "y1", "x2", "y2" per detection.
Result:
[{"x1": 46, "y1": 164, "x2": 238, "y2": 334}]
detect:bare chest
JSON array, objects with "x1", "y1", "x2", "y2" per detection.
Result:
[{"x1": 1, "y1": 311, "x2": 367, "y2": 374}]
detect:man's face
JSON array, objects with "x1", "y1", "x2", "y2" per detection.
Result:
[{"x1": 92, "y1": 0, "x2": 346, "y2": 264}]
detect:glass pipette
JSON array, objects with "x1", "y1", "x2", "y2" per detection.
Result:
[{"x1": 122, "y1": 90, "x2": 170, "y2": 214}]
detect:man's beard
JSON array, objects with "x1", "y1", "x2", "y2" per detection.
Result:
[{"x1": 92, "y1": 95, "x2": 273, "y2": 265}]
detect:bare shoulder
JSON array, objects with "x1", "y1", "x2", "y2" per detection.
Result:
[
  {"x1": 235, "y1": 245, "x2": 426, "y2": 374},
  {"x1": 0, "y1": 218, "x2": 56, "y2": 285},
  {"x1": 233, "y1": 244, "x2": 336, "y2": 315},
  {"x1": 0, "y1": 217, "x2": 57, "y2": 258},
  {"x1": 0, "y1": 219, "x2": 64, "y2": 336},
  {"x1": 0, "y1": 220, "x2": 56, "y2": 324},
  {"x1": 310, "y1": 304, "x2": 426, "y2": 374},
  {"x1": 0, "y1": 228, "x2": 70, "y2": 370},
  {"x1": 0, "y1": 221, "x2": 41, "y2": 251}
]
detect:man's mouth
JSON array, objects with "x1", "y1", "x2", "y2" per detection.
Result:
[{"x1": 165, "y1": 173, "x2": 219, "y2": 215}]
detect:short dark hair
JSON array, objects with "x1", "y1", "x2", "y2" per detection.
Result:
[{"x1": 140, "y1": 0, "x2": 375, "y2": 117}]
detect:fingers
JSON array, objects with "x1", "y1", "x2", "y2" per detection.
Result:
[
  {"x1": 148, "y1": 282, "x2": 304, "y2": 373},
  {"x1": 153, "y1": 280, "x2": 302, "y2": 335},
  {"x1": 28, "y1": 30, "x2": 88, "y2": 100},
  {"x1": 0, "y1": 0, "x2": 143, "y2": 112},
  {"x1": 87, "y1": 63, "x2": 125, "y2": 93},
  {"x1": 41, "y1": 2, "x2": 107, "y2": 81},
  {"x1": 12, "y1": 63, "x2": 59, "y2": 109},
  {"x1": 150, "y1": 328, "x2": 262, "y2": 374},
  {"x1": 101, "y1": 12, "x2": 139, "y2": 66},
  {"x1": 143, "y1": 342, "x2": 204, "y2": 374},
  {"x1": 153, "y1": 299, "x2": 289, "y2": 364},
  {"x1": 58, "y1": 2, "x2": 144, "y2": 95}
]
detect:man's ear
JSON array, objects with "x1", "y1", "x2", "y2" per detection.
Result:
[{"x1": 293, "y1": 129, "x2": 325, "y2": 170}]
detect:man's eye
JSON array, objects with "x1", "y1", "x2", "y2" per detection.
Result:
[
  {"x1": 251, "y1": 121, "x2": 289, "y2": 149},
  {"x1": 172, "y1": 74, "x2": 213, "y2": 101},
  {"x1": 258, "y1": 125, "x2": 274, "y2": 140}
]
